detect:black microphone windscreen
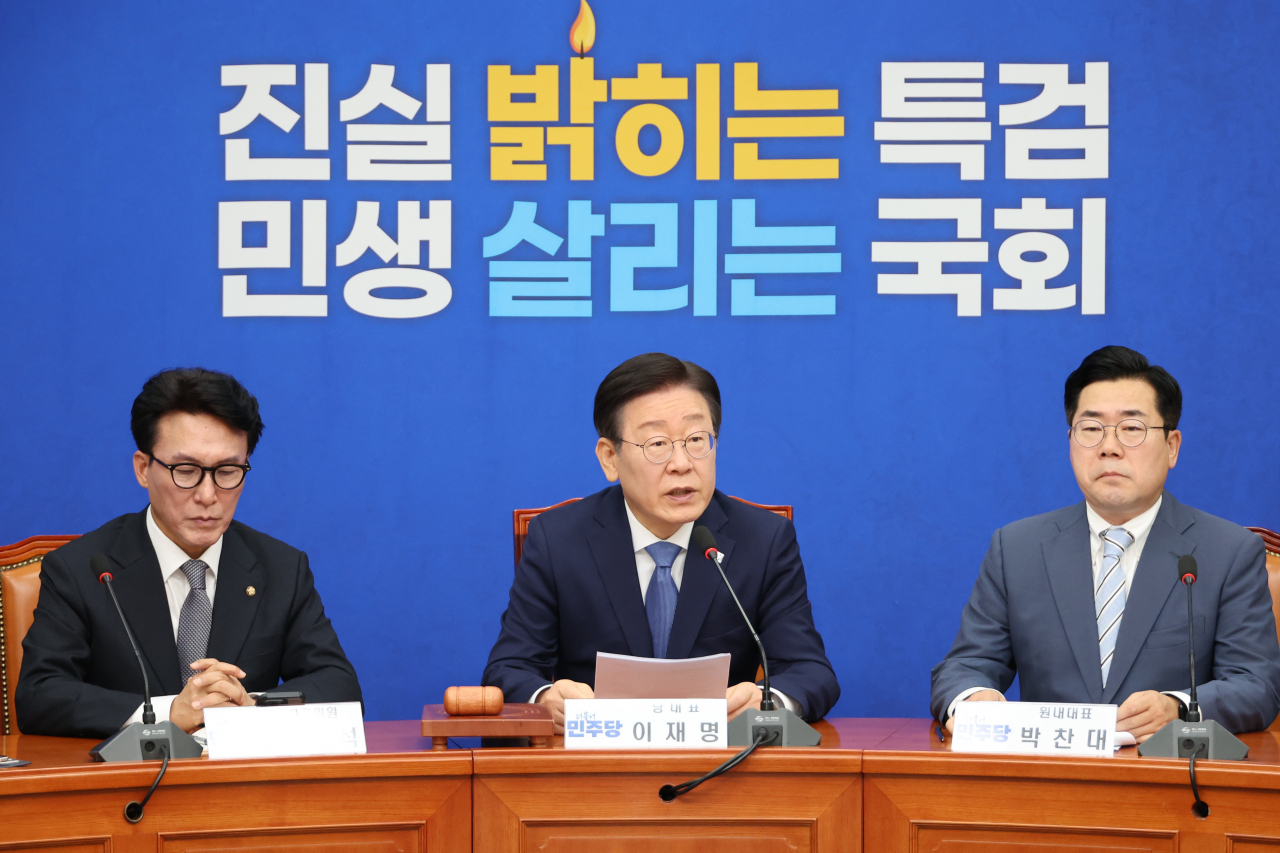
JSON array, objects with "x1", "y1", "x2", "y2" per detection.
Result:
[
  {"x1": 691, "y1": 525, "x2": 717, "y2": 556},
  {"x1": 91, "y1": 553, "x2": 112, "y2": 581},
  {"x1": 1178, "y1": 554, "x2": 1198, "y2": 581}
]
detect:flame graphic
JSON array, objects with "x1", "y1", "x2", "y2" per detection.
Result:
[{"x1": 569, "y1": 0, "x2": 597, "y2": 55}]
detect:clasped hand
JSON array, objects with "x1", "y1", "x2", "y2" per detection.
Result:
[
  {"x1": 538, "y1": 679, "x2": 764, "y2": 733},
  {"x1": 169, "y1": 658, "x2": 255, "y2": 733}
]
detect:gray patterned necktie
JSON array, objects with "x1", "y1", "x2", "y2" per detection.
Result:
[{"x1": 176, "y1": 559, "x2": 212, "y2": 684}]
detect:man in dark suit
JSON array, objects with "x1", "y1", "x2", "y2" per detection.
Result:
[
  {"x1": 483, "y1": 353, "x2": 839, "y2": 731},
  {"x1": 932, "y1": 346, "x2": 1280, "y2": 739},
  {"x1": 17, "y1": 368, "x2": 361, "y2": 738}
]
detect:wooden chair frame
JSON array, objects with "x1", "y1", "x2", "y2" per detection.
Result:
[{"x1": 1, "y1": 535, "x2": 78, "y2": 735}]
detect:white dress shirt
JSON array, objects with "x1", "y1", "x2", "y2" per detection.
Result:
[
  {"x1": 532, "y1": 499, "x2": 799, "y2": 713},
  {"x1": 122, "y1": 507, "x2": 224, "y2": 726},
  {"x1": 947, "y1": 496, "x2": 1188, "y2": 717}
]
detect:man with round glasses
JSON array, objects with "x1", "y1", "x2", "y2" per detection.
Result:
[
  {"x1": 932, "y1": 346, "x2": 1280, "y2": 740},
  {"x1": 17, "y1": 368, "x2": 361, "y2": 737},
  {"x1": 483, "y1": 353, "x2": 839, "y2": 731}
]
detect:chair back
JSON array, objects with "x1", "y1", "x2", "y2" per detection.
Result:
[
  {"x1": 513, "y1": 496, "x2": 793, "y2": 566},
  {"x1": 1245, "y1": 527, "x2": 1280, "y2": 731},
  {"x1": 0, "y1": 536, "x2": 78, "y2": 735}
]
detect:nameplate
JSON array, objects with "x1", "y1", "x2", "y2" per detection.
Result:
[
  {"x1": 204, "y1": 701, "x2": 366, "y2": 760},
  {"x1": 951, "y1": 701, "x2": 1117, "y2": 756},
  {"x1": 563, "y1": 698, "x2": 728, "y2": 749}
]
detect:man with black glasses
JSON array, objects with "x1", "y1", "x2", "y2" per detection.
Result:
[
  {"x1": 482, "y1": 353, "x2": 839, "y2": 732},
  {"x1": 932, "y1": 346, "x2": 1280, "y2": 741},
  {"x1": 17, "y1": 368, "x2": 361, "y2": 738}
]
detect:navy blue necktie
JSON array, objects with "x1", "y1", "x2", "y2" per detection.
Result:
[{"x1": 645, "y1": 541, "x2": 682, "y2": 659}]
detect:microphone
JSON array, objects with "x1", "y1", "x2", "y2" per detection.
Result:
[
  {"x1": 690, "y1": 525, "x2": 819, "y2": 748},
  {"x1": 692, "y1": 525, "x2": 775, "y2": 712},
  {"x1": 93, "y1": 554, "x2": 154, "y2": 725},
  {"x1": 88, "y1": 553, "x2": 202, "y2": 779},
  {"x1": 1178, "y1": 554, "x2": 1201, "y2": 723}
]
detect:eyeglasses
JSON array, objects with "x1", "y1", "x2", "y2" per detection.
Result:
[
  {"x1": 149, "y1": 455, "x2": 251, "y2": 490},
  {"x1": 1070, "y1": 419, "x2": 1171, "y2": 448},
  {"x1": 620, "y1": 431, "x2": 717, "y2": 464}
]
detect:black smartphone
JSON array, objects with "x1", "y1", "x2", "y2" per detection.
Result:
[{"x1": 254, "y1": 691, "x2": 306, "y2": 706}]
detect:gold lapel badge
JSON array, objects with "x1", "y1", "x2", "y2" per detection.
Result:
[{"x1": 246, "y1": 586, "x2": 257, "y2": 597}]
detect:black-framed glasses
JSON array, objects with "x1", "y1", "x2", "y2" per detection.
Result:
[
  {"x1": 149, "y1": 455, "x2": 251, "y2": 490},
  {"x1": 620, "y1": 431, "x2": 717, "y2": 464},
  {"x1": 1070, "y1": 419, "x2": 1171, "y2": 449}
]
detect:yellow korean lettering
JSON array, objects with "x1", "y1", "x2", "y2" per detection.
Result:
[{"x1": 488, "y1": 65, "x2": 560, "y2": 122}]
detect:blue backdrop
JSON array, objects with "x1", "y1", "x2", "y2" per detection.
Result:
[{"x1": 3, "y1": 0, "x2": 1278, "y2": 721}]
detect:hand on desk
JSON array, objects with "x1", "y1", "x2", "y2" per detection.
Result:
[
  {"x1": 945, "y1": 689, "x2": 1005, "y2": 733},
  {"x1": 727, "y1": 681, "x2": 763, "y2": 720},
  {"x1": 170, "y1": 659, "x2": 254, "y2": 733},
  {"x1": 1117, "y1": 690, "x2": 1179, "y2": 743},
  {"x1": 538, "y1": 679, "x2": 595, "y2": 733}
]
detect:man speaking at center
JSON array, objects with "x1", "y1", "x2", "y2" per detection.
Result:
[{"x1": 483, "y1": 353, "x2": 840, "y2": 731}]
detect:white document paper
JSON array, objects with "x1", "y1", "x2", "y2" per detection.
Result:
[
  {"x1": 951, "y1": 701, "x2": 1118, "y2": 757},
  {"x1": 204, "y1": 701, "x2": 366, "y2": 760},
  {"x1": 593, "y1": 651, "x2": 730, "y2": 699}
]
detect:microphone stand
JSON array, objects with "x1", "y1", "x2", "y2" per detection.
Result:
[
  {"x1": 694, "y1": 529, "x2": 821, "y2": 748},
  {"x1": 1138, "y1": 555, "x2": 1247, "y2": 818},
  {"x1": 90, "y1": 555, "x2": 203, "y2": 769}
]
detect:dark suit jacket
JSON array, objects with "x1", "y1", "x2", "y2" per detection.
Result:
[
  {"x1": 931, "y1": 492, "x2": 1280, "y2": 732},
  {"x1": 16, "y1": 509, "x2": 362, "y2": 738},
  {"x1": 482, "y1": 486, "x2": 840, "y2": 721}
]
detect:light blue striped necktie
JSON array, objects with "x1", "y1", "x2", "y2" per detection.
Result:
[
  {"x1": 1096, "y1": 527, "x2": 1134, "y2": 687},
  {"x1": 645, "y1": 541, "x2": 682, "y2": 659}
]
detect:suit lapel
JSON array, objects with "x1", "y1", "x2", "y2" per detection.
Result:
[
  {"x1": 107, "y1": 510, "x2": 183, "y2": 694},
  {"x1": 1042, "y1": 503, "x2": 1104, "y2": 702},
  {"x1": 205, "y1": 524, "x2": 261, "y2": 665},
  {"x1": 588, "y1": 488, "x2": 654, "y2": 657},
  {"x1": 666, "y1": 495, "x2": 731, "y2": 660},
  {"x1": 1103, "y1": 494, "x2": 1194, "y2": 703}
]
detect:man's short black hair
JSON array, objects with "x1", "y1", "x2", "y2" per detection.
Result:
[
  {"x1": 593, "y1": 353, "x2": 722, "y2": 443},
  {"x1": 131, "y1": 368, "x2": 265, "y2": 456},
  {"x1": 1063, "y1": 346, "x2": 1182, "y2": 430}
]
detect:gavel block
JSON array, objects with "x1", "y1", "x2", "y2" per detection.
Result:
[{"x1": 422, "y1": 687, "x2": 554, "y2": 751}]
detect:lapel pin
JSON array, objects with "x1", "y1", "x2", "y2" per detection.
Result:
[{"x1": 246, "y1": 586, "x2": 256, "y2": 597}]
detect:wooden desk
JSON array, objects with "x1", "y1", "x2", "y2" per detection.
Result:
[
  {"x1": 861, "y1": 718, "x2": 1280, "y2": 852},
  {"x1": 7, "y1": 718, "x2": 1280, "y2": 852},
  {"x1": 469, "y1": 718, "x2": 906, "y2": 853},
  {"x1": 0, "y1": 721, "x2": 470, "y2": 853}
]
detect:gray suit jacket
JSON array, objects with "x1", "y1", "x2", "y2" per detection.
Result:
[{"x1": 930, "y1": 492, "x2": 1280, "y2": 732}]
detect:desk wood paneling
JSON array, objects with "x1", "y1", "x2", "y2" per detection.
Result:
[
  {"x1": 858, "y1": 719, "x2": 1280, "y2": 853},
  {"x1": 469, "y1": 719, "x2": 907, "y2": 853},
  {"x1": 0, "y1": 721, "x2": 470, "y2": 853}
]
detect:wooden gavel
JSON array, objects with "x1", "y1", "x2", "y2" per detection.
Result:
[{"x1": 443, "y1": 685, "x2": 504, "y2": 716}]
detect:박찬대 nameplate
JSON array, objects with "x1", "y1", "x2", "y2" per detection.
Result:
[
  {"x1": 563, "y1": 698, "x2": 727, "y2": 749},
  {"x1": 951, "y1": 701, "x2": 1117, "y2": 756}
]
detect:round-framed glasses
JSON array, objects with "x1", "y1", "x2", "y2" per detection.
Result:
[
  {"x1": 620, "y1": 431, "x2": 717, "y2": 464},
  {"x1": 1070, "y1": 419, "x2": 1171, "y2": 449},
  {"x1": 150, "y1": 454, "x2": 251, "y2": 489}
]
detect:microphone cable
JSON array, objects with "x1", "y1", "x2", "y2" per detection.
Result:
[
  {"x1": 124, "y1": 743, "x2": 169, "y2": 824},
  {"x1": 659, "y1": 729, "x2": 770, "y2": 802},
  {"x1": 1188, "y1": 741, "x2": 1209, "y2": 818}
]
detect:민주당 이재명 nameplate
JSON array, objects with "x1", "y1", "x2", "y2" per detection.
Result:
[
  {"x1": 951, "y1": 701, "x2": 1118, "y2": 756},
  {"x1": 563, "y1": 698, "x2": 728, "y2": 749}
]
